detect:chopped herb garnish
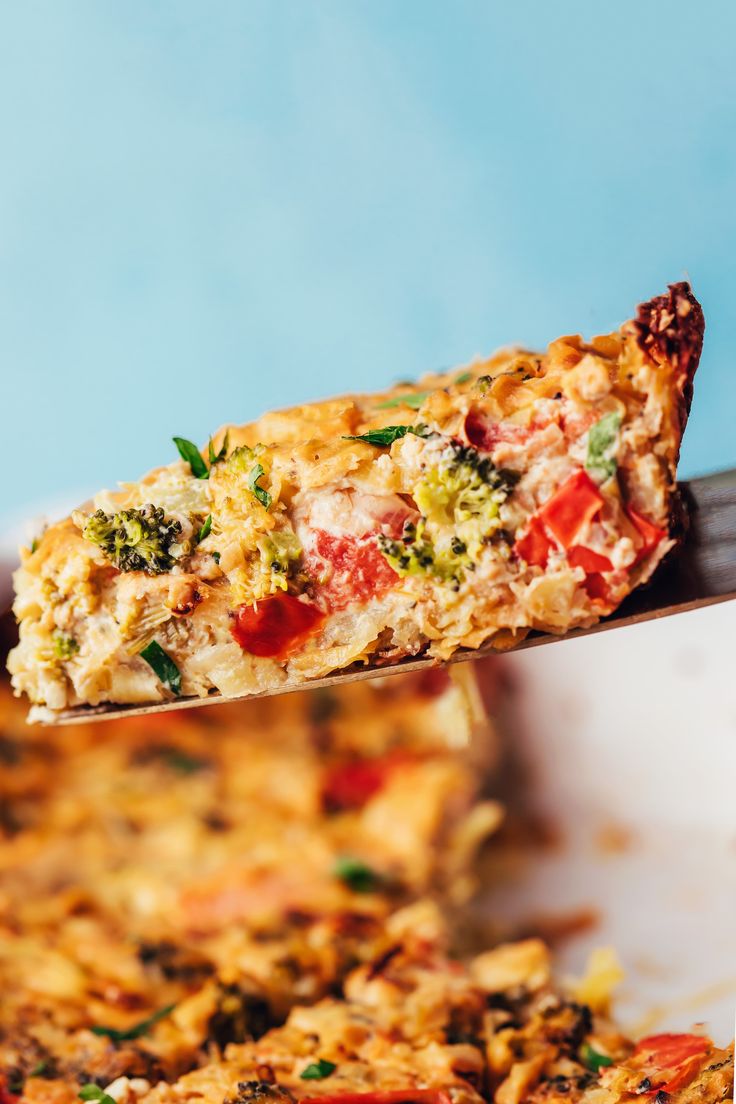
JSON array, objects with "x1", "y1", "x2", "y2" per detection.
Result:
[
  {"x1": 198, "y1": 514, "x2": 213, "y2": 542},
  {"x1": 91, "y1": 1002, "x2": 175, "y2": 1042},
  {"x1": 162, "y1": 749, "x2": 209, "y2": 774},
  {"x1": 79, "y1": 1087, "x2": 117, "y2": 1104},
  {"x1": 586, "y1": 411, "x2": 621, "y2": 482},
  {"x1": 455, "y1": 370, "x2": 473, "y2": 384},
  {"x1": 333, "y1": 855, "x2": 380, "y2": 893},
  {"x1": 344, "y1": 424, "x2": 429, "y2": 447},
  {"x1": 581, "y1": 1042, "x2": 614, "y2": 1072},
  {"x1": 173, "y1": 436, "x2": 209, "y2": 479},
  {"x1": 247, "y1": 463, "x2": 272, "y2": 510},
  {"x1": 212, "y1": 551, "x2": 221, "y2": 564},
  {"x1": 300, "y1": 1059, "x2": 337, "y2": 1081},
  {"x1": 376, "y1": 390, "x2": 432, "y2": 410},
  {"x1": 53, "y1": 633, "x2": 79, "y2": 660},
  {"x1": 139, "y1": 642, "x2": 181, "y2": 696},
  {"x1": 30, "y1": 1061, "x2": 50, "y2": 1078},
  {"x1": 208, "y1": 430, "x2": 230, "y2": 467},
  {"x1": 30, "y1": 538, "x2": 39, "y2": 553}
]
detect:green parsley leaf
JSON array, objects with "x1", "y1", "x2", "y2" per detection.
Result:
[
  {"x1": 376, "y1": 390, "x2": 432, "y2": 410},
  {"x1": 247, "y1": 463, "x2": 272, "y2": 510},
  {"x1": 212, "y1": 551, "x2": 221, "y2": 564},
  {"x1": 333, "y1": 855, "x2": 380, "y2": 893},
  {"x1": 455, "y1": 370, "x2": 473, "y2": 384},
  {"x1": 586, "y1": 411, "x2": 621, "y2": 482},
  {"x1": 30, "y1": 1061, "x2": 50, "y2": 1078},
  {"x1": 198, "y1": 514, "x2": 213, "y2": 542},
  {"x1": 580, "y1": 1042, "x2": 614, "y2": 1072},
  {"x1": 300, "y1": 1059, "x2": 337, "y2": 1081},
  {"x1": 30, "y1": 538, "x2": 39, "y2": 553},
  {"x1": 139, "y1": 642, "x2": 181, "y2": 696},
  {"x1": 91, "y1": 1003, "x2": 175, "y2": 1042},
  {"x1": 208, "y1": 430, "x2": 230, "y2": 467},
  {"x1": 79, "y1": 1086, "x2": 117, "y2": 1104},
  {"x1": 173, "y1": 437, "x2": 209, "y2": 480},
  {"x1": 343, "y1": 424, "x2": 429, "y2": 447}
]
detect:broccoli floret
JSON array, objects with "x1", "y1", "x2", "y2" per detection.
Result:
[
  {"x1": 378, "y1": 442, "x2": 518, "y2": 585},
  {"x1": 414, "y1": 443, "x2": 518, "y2": 560},
  {"x1": 378, "y1": 520, "x2": 469, "y2": 585},
  {"x1": 222, "y1": 444, "x2": 273, "y2": 510},
  {"x1": 254, "y1": 529, "x2": 303, "y2": 596},
  {"x1": 82, "y1": 505, "x2": 183, "y2": 574},
  {"x1": 53, "y1": 632, "x2": 79, "y2": 660}
]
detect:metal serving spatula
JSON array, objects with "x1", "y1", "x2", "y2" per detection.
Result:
[{"x1": 48, "y1": 468, "x2": 736, "y2": 725}]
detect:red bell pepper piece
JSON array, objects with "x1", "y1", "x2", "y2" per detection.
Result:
[
  {"x1": 582, "y1": 573, "x2": 611, "y2": 604},
  {"x1": 0, "y1": 1079, "x2": 19, "y2": 1104},
  {"x1": 539, "y1": 470, "x2": 604, "y2": 548},
  {"x1": 231, "y1": 594, "x2": 325, "y2": 658},
  {"x1": 513, "y1": 516, "x2": 553, "y2": 567},
  {"x1": 626, "y1": 506, "x2": 666, "y2": 564},
  {"x1": 322, "y1": 754, "x2": 409, "y2": 811},
  {"x1": 568, "y1": 546, "x2": 614, "y2": 573},
  {"x1": 628, "y1": 1033, "x2": 711, "y2": 1095},
  {"x1": 301, "y1": 1092, "x2": 452, "y2": 1104}
]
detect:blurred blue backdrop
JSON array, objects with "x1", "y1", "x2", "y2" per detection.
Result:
[{"x1": 2, "y1": 1, "x2": 735, "y2": 515}]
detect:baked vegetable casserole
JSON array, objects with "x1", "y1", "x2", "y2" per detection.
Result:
[
  {"x1": 0, "y1": 660, "x2": 731, "y2": 1104},
  {"x1": 8, "y1": 283, "x2": 703, "y2": 720}
]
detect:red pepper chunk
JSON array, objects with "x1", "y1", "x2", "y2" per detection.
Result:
[
  {"x1": 568, "y1": 545, "x2": 614, "y2": 573},
  {"x1": 231, "y1": 594, "x2": 325, "y2": 659},
  {"x1": 514, "y1": 516, "x2": 553, "y2": 567},
  {"x1": 539, "y1": 470, "x2": 604, "y2": 548},
  {"x1": 630, "y1": 1033, "x2": 711, "y2": 1095},
  {"x1": 582, "y1": 572, "x2": 611, "y2": 605},
  {"x1": 322, "y1": 755, "x2": 407, "y2": 811},
  {"x1": 627, "y1": 506, "x2": 666, "y2": 564},
  {"x1": 301, "y1": 1092, "x2": 452, "y2": 1104},
  {"x1": 0, "y1": 1080, "x2": 19, "y2": 1104}
]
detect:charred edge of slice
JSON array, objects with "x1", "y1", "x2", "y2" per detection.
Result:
[{"x1": 630, "y1": 281, "x2": 705, "y2": 432}]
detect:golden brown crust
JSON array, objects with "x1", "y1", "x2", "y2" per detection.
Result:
[{"x1": 629, "y1": 281, "x2": 705, "y2": 438}]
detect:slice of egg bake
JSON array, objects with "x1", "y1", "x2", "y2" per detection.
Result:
[{"x1": 8, "y1": 283, "x2": 703, "y2": 719}]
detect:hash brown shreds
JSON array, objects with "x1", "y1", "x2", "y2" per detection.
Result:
[{"x1": 0, "y1": 667, "x2": 501, "y2": 1086}]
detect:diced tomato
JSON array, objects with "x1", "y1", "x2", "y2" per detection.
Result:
[
  {"x1": 513, "y1": 516, "x2": 553, "y2": 567},
  {"x1": 231, "y1": 594, "x2": 325, "y2": 658},
  {"x1": 306, "y1": 530, "x2": 399, "y2": 612},
  {"x1": 568, "y1": 545, "x2": 614, "y2": 573},
  {"x1": 322, "y1": 753, "x2": 410, "y2": 811},
  {"x1": 301, "y1": 1092, "x2": 452, "y2": 1104},
  {"x1": 629, "y1": 1033, "x2": 711, "y2": 1095},
  {"x1": 539, "y1": 470, "x2": 604, "y2": 548},
  {"x1": 626, "y1": 506, "x2": 666, "y2": 565}
]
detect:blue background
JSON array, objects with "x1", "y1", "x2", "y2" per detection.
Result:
[{"x1": 2, "y1": 1, "x2": 735, "y2": 515}]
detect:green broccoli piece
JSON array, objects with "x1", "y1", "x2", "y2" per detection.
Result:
[
  {"x1": 378, "y1": 443, "x2": 518, "y2": 584},
  {"x1": 414, "y1": 443, "x2": 518, "y2": 560},
  {"x1": 378, "y1": 521, "x2": 468, "y2": 585},
  {"x1": 222, "y1": 444, "x2": 273, "y2": 510},
  {"x1": 53, "y1": 633, "x2": 79, "y2": 659},
  {"x1": 82, "y1": 505, "x2": 183, "y2": 574},
  {"x1": 257, "y1": 530, "x2": 302, "y2": 592}
]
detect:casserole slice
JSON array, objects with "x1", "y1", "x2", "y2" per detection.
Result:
[{"x1": 8, "y1": 283, "x2": 703, "y2": 719}]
